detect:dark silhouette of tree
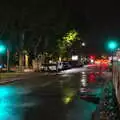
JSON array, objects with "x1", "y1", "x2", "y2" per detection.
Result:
[{"x1": 0, "y1": 0, "x2": 87, "y2": 67}]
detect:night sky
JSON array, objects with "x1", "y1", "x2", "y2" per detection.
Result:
[
  {"x1": 63, "y1": 1, "x2": 120, "y2": 54},
  {"x1": 0, "y1": 1, "x2": 120, "y2": 55},
  {"x1": 84, "y1": 1, "x2": 120, "y2": 54}
]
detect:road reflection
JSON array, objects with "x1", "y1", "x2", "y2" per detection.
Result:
[
  {"x1": 88, "y1": 72, "x2": 96, "y2": 83},
  {"x1": 80, "y1": 72, "x2": 88, "y2": 87},
  {"x1": 0, "y1": 86, "x2": 23, "y2": 120},
  {"x1": 79, "y1": 72, "x2": 100, "y2": 104},
  {"x1": 0, "y1": 72, "x2": 81, "y2": 120}
]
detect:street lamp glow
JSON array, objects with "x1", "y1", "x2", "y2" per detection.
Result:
[
  {"x1": 72, "y1": 55, "x2": 78, "y2": 60},
  {"x1": 0, "y1": 45, "x2": 6, "y2": 54},
  {"x1": 82, "y1": 42, "x2": 85, "y2": 46},
  {"x1": 108, "y1": 41, "x2": 118, "y2": 50}
]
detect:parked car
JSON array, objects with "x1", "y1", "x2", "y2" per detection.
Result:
[
  {"x1": 62, "y1": 62, "x2": 71, "y2": 70},
  {"x1": 41, "y1": 62, "x2": 72, "y2": 72},
  {"x1": 41, "y1": 62, "x2": 63, "y2": 72},
  {"x1": 0, "y1": 64, "x2": 7, "y2": 72},
  {"x1": 69, "y1": 61, "x2": 84, "y2": 68}
]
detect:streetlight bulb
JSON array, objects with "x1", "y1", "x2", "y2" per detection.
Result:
[
  {"x1": 108, "y1": 41, "x2": 118, "y2": 51},
  {"x1": 82, "y1": 42, "x2": 85, "y2": 46},
  {"x1": 0, "y1": 45, "x2": 6, "y2": 54}
]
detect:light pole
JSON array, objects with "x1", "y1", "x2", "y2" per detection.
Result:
[
  {"x1": 0, "y1": 44, "x2": 10, "y2": 72},
  {"x1": 74, "y1": 41, "x2": 86, "y2": 65},
  {"x1": 108, "y1": 41, "x2": 118, "y2": 61},
  {"x1": 107, "y1": 41, "x2": 118, "y2": 76},
  {"x1": 0, "y1": 44, "x2": 6, "y2": 65},
  {"x1": 0, "y1": 44, "x2": 6, "y2": 79},
  {"x1": 7, "y1": 48, "x2": 10, "y2": 72}
]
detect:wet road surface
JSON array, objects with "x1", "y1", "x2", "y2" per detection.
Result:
[{"x1": 0, "y1": 68, "x2": 105, "y2": 120}]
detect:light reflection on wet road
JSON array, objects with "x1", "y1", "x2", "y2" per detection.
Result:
[
  {"x1": 0, "y1": 69, "x2": 104, "y2": 120},
  {"x1": 0, "y1": 86, "x2": 23, "y2": 120}
]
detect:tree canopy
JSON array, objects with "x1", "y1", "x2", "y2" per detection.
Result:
[
  {"x1": 0, "y1": 1, "x2": 86, "y2": 57},
  {"x1": 58, "y1": 29, "x2": 80, "y2": 57}
]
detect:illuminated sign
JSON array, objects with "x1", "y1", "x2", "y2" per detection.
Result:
[{"x1": 72, "y1": 55, "x2": 78, "y2": 60}]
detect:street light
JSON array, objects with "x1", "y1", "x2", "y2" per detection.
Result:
[
  {"x1": 0, "y1": 44, "x2": 10, "y2": 72},
  {"x1": 0, "y1": 44, "x2": 6, "y2": 77},
  {"x1": 0, "y1": 45, "x2": 6, "y2": 54},
  {"x1": 80, "y1": 42, "x2": 86, "y2": 64},
  {"x1": 81, "y1": 42, "x2": 86, "y2": 47},
  {"x1": 107, "y1": 40, "x2": 118, "y2": 75},
  {"x1": 108, "y1": 41, "x2": 118, "y2": 51},
  {"x1": 0, "y1": 44, "x2": 6, "y2": 66},
  {"x1": 107, "y1": 41, "x2": 118, "y2": 57}
]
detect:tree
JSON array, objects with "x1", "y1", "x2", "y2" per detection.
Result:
[
  {"x1": 0, "y1": 1, "x2": 86, "y2": 68},
  {"x1": 58, "y1": 29, "x2": 80, "y2": 58}
]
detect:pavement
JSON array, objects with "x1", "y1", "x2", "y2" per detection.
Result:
[
  {"x1": 0, "y1": 67, "x2": 111, "y2": 120},
  {"x1": 0, "y1": 72, "x2": 33, "y2": 84},
  {"x1": 0, "y1": 71, "x2": 59, "y2": 84}
]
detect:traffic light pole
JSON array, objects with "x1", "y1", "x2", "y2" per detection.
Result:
[
  {"x1": 7, "y1": 48, "x2": 9, "y2": 72},
  {"x1": 111, "y1": 50, "x2": 114, "y2": 78}
]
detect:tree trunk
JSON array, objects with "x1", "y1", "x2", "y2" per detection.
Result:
[
  {"x1": 19, "y1": 32, "x2": 24, "y2": 72},
  {"x1": 34, "y1": 36, "x2": 42, "y2": 58},
  {"x1": 19, "y1": 53, "x2": 23, "y2": 72},
  {"x1": 44, "y1": 37, "x2": 49, "y2": 64}
]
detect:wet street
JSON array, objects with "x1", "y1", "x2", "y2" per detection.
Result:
[{"x1": 0, "y1": 68, "x2": 106, "y2": 120}]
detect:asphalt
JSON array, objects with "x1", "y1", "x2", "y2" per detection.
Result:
[{"x1": 0, "y1": 68, "x2": 106, "y2": 120}]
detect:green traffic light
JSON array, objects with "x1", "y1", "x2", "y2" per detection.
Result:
[
  {"x1": 0, "y1": 45, "x2": 6, "y2": 54},
  {"x1": 108, "y1": 41, "x2": 118, "y2": 50}
]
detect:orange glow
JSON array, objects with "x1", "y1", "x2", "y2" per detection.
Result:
[{"x1": 95, "y1": 59, "x2": 110, "y2": 65}]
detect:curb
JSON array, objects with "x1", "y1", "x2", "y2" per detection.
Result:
[
  {"x1": 0, "y1": 72, "x2": 33, "y2": 85},
  {"x1": 0, "y1": 72, "x2": 59, "y2": 85},
  {"x1": 0, "y1": 77, "x2": 24, "y2": 85}
]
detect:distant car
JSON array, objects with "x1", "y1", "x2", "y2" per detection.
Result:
[
  {"x1": 0, "y1": 64, "x2": 7, "y2": 72},
  {"x1": 41, "y1": 63, "x2": 56, "y2": 71},
  {"x1": 41, "y1": 62, "x2": 72, "y2": 72},
  {"x1": 69, "y1": 61, "x2": 84, "y2": 68},
  {"x1": 62, "y1": 62, "x2": 71, "y2": 70},
  {"x1": 41, "y1": 62, "x2": 63, "y2": 72}
]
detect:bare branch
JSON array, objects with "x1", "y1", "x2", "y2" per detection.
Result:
[{"x1": 34, "y1": 36, "x2": 42, "y2": 56}]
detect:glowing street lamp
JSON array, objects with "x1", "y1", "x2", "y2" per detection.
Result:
[
  {"x1": 0, "y1": 44, "x2": 10, "y2": 72},
  {"x1": 81, "y1": 42, "x2": 86, "y2": 47},
  {"x1": 107, "y1": 40, "x2": 118, "y2": 61},
  {"x1": 0, "y1": 45, "x2": 6, "y2": 54},
  {"x1": 107, "y1": 40, "x2": 118, "y2": 74},
  {"x1": 108, "y1": 41, "x2": 118, "y2": 51}
]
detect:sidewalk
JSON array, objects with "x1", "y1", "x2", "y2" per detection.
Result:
[
  {"x1": 0, "y1": 71, "x2": 61, "y2": 84},
  {"x1": 99, "y1": 81, "x2": 120, "y2": 120},
  {"x1": 0, "y1": 72, "x2": 25, "y2": 79},
  {"x1": 0, "y1": 72, "x2": 33, "y2": 84},
  {"x1": 66, "y1": 72, "x2": 105, "y2": 120},
  {"x1": 92, "y1": 74, "x2": 120, "y2": 120}
]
